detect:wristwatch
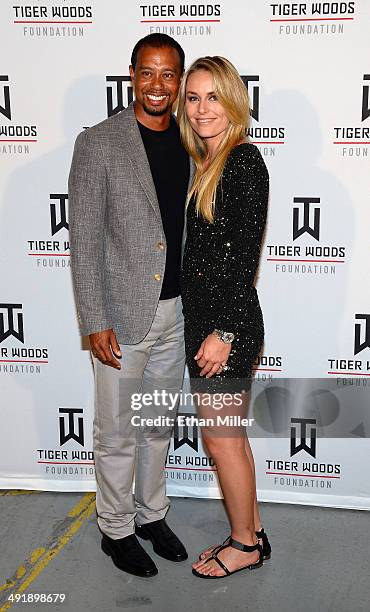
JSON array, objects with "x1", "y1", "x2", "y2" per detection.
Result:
[{"x1": 212, "y1": 329, "x2": 235, "y2": 344}]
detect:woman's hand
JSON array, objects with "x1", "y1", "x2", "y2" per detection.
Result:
[{"x1": 195, "y1": 334, "x2": 232, "y2": 378}]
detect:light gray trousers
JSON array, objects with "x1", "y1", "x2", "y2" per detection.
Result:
[{"x1": 92, "y1": 296, "x2": 185, "y2": 539}]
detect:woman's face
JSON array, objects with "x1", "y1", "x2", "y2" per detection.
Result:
[{"x1": 185, "y1": 69, "x2": 229, "y2": 143}]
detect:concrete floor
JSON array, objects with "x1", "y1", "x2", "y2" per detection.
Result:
[{"x1": 0, "y1": 493, "x2": 369, "y2": 612}]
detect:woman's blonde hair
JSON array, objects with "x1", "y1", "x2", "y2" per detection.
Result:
[{"x1": 177, "y1": 56, "x2": 250, "y2": 223}]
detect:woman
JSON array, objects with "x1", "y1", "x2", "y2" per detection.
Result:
[{"x1": 177, "y1": 56, "x2": 271, "y2": 578}]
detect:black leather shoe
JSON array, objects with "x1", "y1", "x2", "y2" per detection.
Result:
[
  {"x1": 135, "y1": 519, "x2": 188, "y2": 562},
  {"x1": 101, "y1": 533, "x2": 158, "y2": 577}
]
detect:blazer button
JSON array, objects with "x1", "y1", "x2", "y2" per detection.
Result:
[
  {"x1": 157, "y1": 241, "x2": 165, "y2": 251},
  {"x1": 154, "y1": 274, "x2": 161, "y2": 281}
]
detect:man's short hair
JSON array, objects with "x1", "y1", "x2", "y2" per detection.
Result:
[{"x1": 131, "y1": 33, "x2": 185, "y2": 72}]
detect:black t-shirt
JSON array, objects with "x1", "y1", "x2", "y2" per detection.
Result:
[{"x1": 138, "y1": 117, "x2": 189, "y2": 299}]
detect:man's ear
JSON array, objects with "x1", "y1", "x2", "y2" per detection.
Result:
[{"x1": 129, "y1": 65, "x2": 135, "y2": 81}]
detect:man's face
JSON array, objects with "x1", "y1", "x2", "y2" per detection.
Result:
[{"x1": 129, "y1": 45, "x2": 182, "y2": 117}]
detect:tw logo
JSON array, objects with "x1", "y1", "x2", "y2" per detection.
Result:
[
  {"x1": 0, "y1": 303, "x2": 24, "y2": 343},
  {"x1": 173, "y1": 413, "x2": 198, "y2": 452},
  {"x1": 106, "y1": 76, "x2": 134, "y2": 117},
  {"x1": 241, "y1": 75, "x2": 259, "y2": 122},
  {"x1": 0, "y1": 75, "x2": 11, "y2": 120},
  {"x1": 59, "y1": 408, "x2": 84, "y2": 446},
  {"x1": 50, "y1": 194, "x2": 68, "y2": 235},
  {"x1": 290, "y1": 417, "x2": 316, "y2": 458},
  {"x1": 354, "y1": 314, "x2": 370, "y2": 355},
  {"x1": 361, "y1": 74, "x2": 370, "y2": 122},
  {"x1": 292, "y1": 197, "x2": 320, "y2": 241}
]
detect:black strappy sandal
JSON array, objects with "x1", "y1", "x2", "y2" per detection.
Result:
[
  {"x1": 199, "y1": 528, "x2": 271, "y2": 561},
  {"x1": 192, "y1": 538, "x2": 263, "y2": 579}
]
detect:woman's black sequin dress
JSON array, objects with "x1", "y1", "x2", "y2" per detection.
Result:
[{"x1": 181, "y1": 143, "x2": 269, "y2": 392}]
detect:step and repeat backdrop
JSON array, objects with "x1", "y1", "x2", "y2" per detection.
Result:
[{"x1": 0, "y1": 1, "x2": 369, "y2": 509}]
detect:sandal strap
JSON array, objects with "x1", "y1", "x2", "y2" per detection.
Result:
[
  {"x1": 210, "y1": 535, "x2": 231, "y2": 557},
  {"x1": 230, "y1": 538, "x2": 262, "y2": 553},
  {"x1": 210, "y1": 552, "x2": 231, "y2": 576}
]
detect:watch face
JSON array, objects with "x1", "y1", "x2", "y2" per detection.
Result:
[{"x1": 223, "y1": 332, "x2": 235, "y2": 343}]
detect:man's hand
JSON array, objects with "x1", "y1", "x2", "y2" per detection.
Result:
[
  {"x1": 195, "y1": 334, "x2": 231, "y2": 378},
  {"x1": 89, "y1": 328, "x2": 122, "y2": 369}
]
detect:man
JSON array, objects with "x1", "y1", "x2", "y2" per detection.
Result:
[{"x1": 68, "y1": 34, "x2": 190, "y2": 577}]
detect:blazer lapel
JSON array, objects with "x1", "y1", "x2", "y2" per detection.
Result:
[
  {"x1": 117, "y1": 104, "x2": 194, "y2": 230},
  {"x1": 122, "y1": 103, "x2": 162, "y2": 221}
]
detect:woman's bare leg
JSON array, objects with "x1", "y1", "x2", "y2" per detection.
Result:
[
  {"x1": 244, "y1": 436, "x2": 262, "y2": 532},
  {"x1": 192, "y1": 394, "x2": 260, "y2": 576},
  {"x1": 198, "y1": 399, "x2": 263, "y2": 561}
]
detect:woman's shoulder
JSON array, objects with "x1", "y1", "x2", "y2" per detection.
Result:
[
  {"x1": 223, "y1": 142, "x2": 269, "y2": 181},
  {"x1": 227, "y1": 142, "x2": 264, "y2": 164}
]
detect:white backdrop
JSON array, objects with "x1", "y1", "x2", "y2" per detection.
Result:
[{"x1": 1, "y1": 0, "x2": 370, "y2": 509}]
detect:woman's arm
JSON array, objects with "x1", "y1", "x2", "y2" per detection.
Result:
[
  {"x1": 195, "y1": 145, "x2": 269, "y2": 377},
  {"x1": 210, "y1": 144, "x2": 269, "y2": 331}
]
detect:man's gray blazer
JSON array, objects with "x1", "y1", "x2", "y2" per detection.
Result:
[{"x1": 68, "y1": 102, "x2": 192, "y2": 345}]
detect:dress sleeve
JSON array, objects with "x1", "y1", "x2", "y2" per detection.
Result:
[{"x1": 211, "y1": 144, "x2": 269, "y2": 331}]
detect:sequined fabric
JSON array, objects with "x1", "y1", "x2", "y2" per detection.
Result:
[{"x1": 181, "y1": 143, "x2": 269, "y2": 392}]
